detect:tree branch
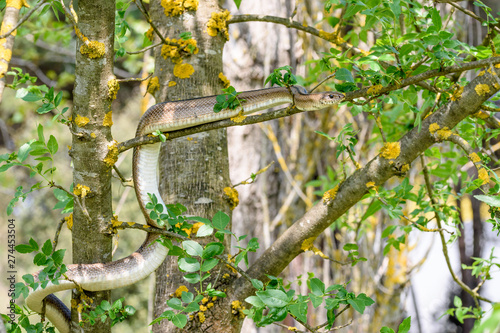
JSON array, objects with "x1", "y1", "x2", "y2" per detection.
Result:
[
  {"x1": 230, "y1": 61, "x2": 500, "y2": 301},
  {"x1": 0, "y1": 0, "x2": 49, "y2": 39}
]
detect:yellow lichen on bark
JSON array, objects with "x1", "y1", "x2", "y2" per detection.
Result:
[
  {"x1": 160, "y1": 37, "x2": 198, "y2": 63},
  {"x1": 475, "y1": 83, "x2": 490, "y2": 96},
  {"x1": 103, "y1": 111, "x2": 113, "y2": 127},
  {"x1": 473, "y1": 111, "x2": 489, "y2": 120},
  {"x1": 80, "y1": 40, "x2": 105, "y2": 59},
  {"x1": 322, "y1": 185, "x2": 339, "y2": 204},
  {"x1": 206, "y1": 10, "x2": 231, "y2": 40},
  {"x1": 65, "y1": 214, "x2": 73, "y2": 230},
  {"x1": 366, "y1": 181, "x2": 376, "y2": 189},
  {"x1": 74, "y1": 184, "x2": 90, "y2": 198},
  {"x1": 145, "y1": 27, "x2": 154, "y2": 41},
  {"x1": 469, "y1": 152, "x2": 481, "y2": 163},
  {"x1": 380, "y1": 142, "x2": 401, "y2": 159},
  {"x1": 223, "y1": 187, "x2": 239, "y2": 210},
  {"x1": 6, "y1": 0, "x2": 29, "y2": 9},
  {"x1": 218, "y1": 72, "x2": 230, "y2": 88},
  {"x1": 478, "y1": 167, "x2": 490, "y2": 184},
  {"x1": 436, "y1": 127, "x2": 452, "y2": 140},
  {"x1": 161, "y1": 0, "x2": 198, "y2": 16},
  {"x1": 147, "y1": 76, "x2": 160, "y2": 95},
  {"x1": 230, "y1": 111, "x2": 246, "y2": 123},
  {"x1": 367, "y1": 84, "x2": 383, "y2": 95},
  {"x1": 74, "y1": 115, "x2": 90, "y2": 127},
  {"x1": 198, "y1": 312, "x2": 205, "y2": 323},
  {"x1": 173, "y1": 62, "x2": 195, "y2": 79},
  {"x1": 301, "y1": 237, "x2": 329, "y2": 259},
  {"x1": 450, "y1": 86, "x2": 463, "y2": 101},
  {"x1": 168, "y1": 81, "x2": 177, "y2": 87},
  {"x1": 107, "y1": 79, "x2": 119, "y2": 100},
  {"x1": 104, "y1": 141, "x2": 118, "y2": 167},
  {"x1": 174, "y1": 285, "x2": 189, "y2": 297},
  {"x1": 429, "y1": 123, "x2": 440, "y2": 134}
]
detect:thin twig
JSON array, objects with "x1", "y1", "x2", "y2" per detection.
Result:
[
  {"x1": 51, "y1": 217, "x2": 66, "y2": 253},
  {"x1": 127, "y1": 41, "x2": 162, "y2": 55},
  {"x1": 0, "y1": 0, "x2": 49, "y2": 39},
  {"x1": 116, "y1": 72, "x2": 153, "y2": 83}
]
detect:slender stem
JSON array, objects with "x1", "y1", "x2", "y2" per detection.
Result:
[{"x1": 0, "y1": 0, "x2": 49, "y2": 39}]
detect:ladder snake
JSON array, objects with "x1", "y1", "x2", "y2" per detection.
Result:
[{"x1": 25, "y1": 86, "x2": 344, "y2": 332}]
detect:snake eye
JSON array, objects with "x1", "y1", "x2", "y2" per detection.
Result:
[{"x1": 329, "y1": 94, "x2": 336, "y2": 99}]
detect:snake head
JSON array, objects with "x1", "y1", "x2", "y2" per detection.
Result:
[{"x1": 320, "y1": 91, "x2": 345, "y2": 105}]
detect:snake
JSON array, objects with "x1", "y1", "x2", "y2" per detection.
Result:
[{"x1": 25, "y1": 86, "x2": 344, "y2": 333}]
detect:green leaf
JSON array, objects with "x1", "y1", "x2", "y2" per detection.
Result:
[
  {"x1": 335, "y1": 68, "x2": 354, "y2": 82},
  {"x1": 202, "y1": 243, "x2": 224, "y2": 258},
  {"x1": 181, "y1": 291, "x2": 194, "y2": 303},
  {"x1": 233, "y1": 0, "x2": 242, "y2": 9},
  {"x1": 474, "y1": 195, "x2": 500, "y2": 207},
  {"x1": 18, "y1": 141, "x2": 33, "y2": 162},
  {"x1": 182, "y1": 240, "x2": 203, "y2": 257},
  {"x1": 171, "y1": 314, "x2": 187, "y2": 328},
  {"x1": 245, "y1": 295, "x2": 265, "y2": 308},
  {"x1": 288, "y1": 302, "x2": 307, "y2": 323},
  {"x1": 41, "y1": 239, "x2": 52, "y2": 256},
  {"x1": 398, "y1": 316, "x2": 411, "y2": 333},
  {"x1": 167, "y1": 298, "x2": 184, "y2": 310},
  {"x1": 178, "y1": 257, "x2": 200, "y2": 272},
  {"x1": 47, "y1": 135, "x2": 58, "y2": 155},
  {"x1": 197, "y1": 223, "x2": 214, "y2": 237},
  {"x1": 183, "y1": 273, "x2": 201, "y2": 284},
  {"x1": 251, "y1": 279, "x2": 264, "y2": 290},
  {"x1": 380, "y1": 327, "x2": 395, "y2": 333},
  {"x1": 308, "y1": 278, "x2": 325, "y2": 296},
  {"x1": 256, "y1": 289, "x2": 289, "y2": 307},
  {"x1": 431, "y1": 8, "x2": 442, "y2": 30},
  {"x1": 212, "y1": 211, "x2": 230, "y2": 230},
  {"x1": 200, "y1": 258, "x2": 219, "y2": 272}
]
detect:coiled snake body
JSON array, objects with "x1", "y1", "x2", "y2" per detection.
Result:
[{"x1": 26, "y1": 86, "x2": 344, "y2": 332}]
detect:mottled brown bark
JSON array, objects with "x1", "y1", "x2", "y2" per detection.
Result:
[
  {"x1": 70, "y1": 1, "x2": 115, "y2": 332},
  {"x1": 148, "y1": 1, "x2": 236, "y2": 332}
]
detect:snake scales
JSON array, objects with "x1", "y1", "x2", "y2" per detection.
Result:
[{"x1": 25, "y1": 86, "x2": 344, "y2": 332}]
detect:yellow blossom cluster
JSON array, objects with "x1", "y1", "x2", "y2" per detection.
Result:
[
  {"x1": 207, "y1": 10, "x2": 231, "y2": 40},
  {"x1": 161, "y1": 0, "x2": 198, "y2": 17},
  {"x1": 161, "y1": 37, "x2": 199, "y2": 63}
]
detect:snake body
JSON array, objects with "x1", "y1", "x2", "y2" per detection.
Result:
[{"x1": 26, "y1": 86, "x2": 344, "y2": 333}]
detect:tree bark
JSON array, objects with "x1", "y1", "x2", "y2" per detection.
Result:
[
  {"x1": 148, "y1": 1, "x2": 235, "y2": 331},
  {"x1": 71, "y1": 1, "x2": 115, "y2": 332}
]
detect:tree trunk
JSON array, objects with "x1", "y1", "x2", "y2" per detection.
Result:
[
  {"x1": 148, "y1": 1, "x2": 235, "y2": 331},
  {"x1": 71, "y1": 1, "x2": 115, "y2": 332}
]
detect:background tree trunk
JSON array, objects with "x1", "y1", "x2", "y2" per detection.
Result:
[{"x1": 148, "y1": 1, "x2": 235, "y2": 331}]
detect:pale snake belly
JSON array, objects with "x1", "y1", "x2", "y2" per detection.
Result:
[{"x1": 25, "y1": 86, "x2": 344, "y2": 333}]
